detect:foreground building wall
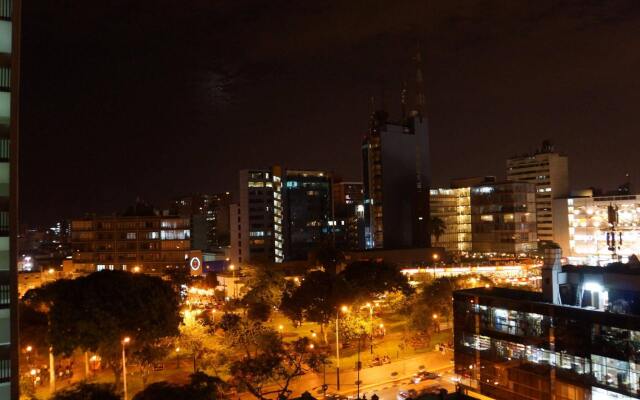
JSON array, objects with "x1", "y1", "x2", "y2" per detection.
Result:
[
  {"x1": 0, "y1": 0, "x2": 20, "y2": 397},
  {"x1": 454, "y1": 284, "x2": 640, "y2": 400}
]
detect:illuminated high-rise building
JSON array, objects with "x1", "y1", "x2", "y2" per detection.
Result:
[
  {"x1": 0, "y1": 0, "x2": 20, "y2": 397},
  {"x1": 171, "y1": 192, "x2": 232, "y2": 250},
  {"x1": 231, "y1": 167, "x2": 284, "y2": 264},
  {"x1": 429, "y1": 187, "x2": 472, "y2": 253},
  {"x1": 282, "y1": 170, "x2": 332, "y2": 261},
  {"x1": 506, "y1": 140, "x2": 569, "y2": 242},
  {"x1": 362, "y1": 111, "x2": 431, "y2": 249}
]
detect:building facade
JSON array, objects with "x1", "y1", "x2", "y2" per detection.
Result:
[
  {"x1": 454, "y1": 250, "x2": 640, "y2": 400},
  {"x1": 429, "y1": 187, "x2": 472, "y2": 253},
  {"x1": 362, "y1": 111, "x2": 431, "y2": 249},
  {"x1": 232, "y1": 167, "x2": 284, "y2": 265},
  {"x1": 332, "y1": 180, "x2": 365, "y2": 250},
  {"x1": 0, "y1": 0, "x2": 19, "y2": 397},
  {"x1": 282, "y1": 170, "x2": 332, "y2": 261},
  {"x1": 553, "y1": 194, "x2": 640, "y2": 265},
  {"x1": 171, "y1": 192, "x2": 231, "y2": 250},
  {"x1": 507, "y1": 141, "x2": 569, "y2": 242},
  {"x1": 470, "y1": 181, "x2": 537, "y2": 255},
  {"x1": 71, "y1": 215, "x2": 193, "y2": 273}
]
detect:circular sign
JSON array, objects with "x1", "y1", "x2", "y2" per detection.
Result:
[{"x1": 190, "y1": 257, "x2": 201, "y2": 271}]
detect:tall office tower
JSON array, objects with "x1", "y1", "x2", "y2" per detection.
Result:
[
  {"x1": 232, "y1": 168, "x2": 283, "y2": 264},
  {"x1": 171, "y1": 192, "x2": 232, "y2": 249},
  {"x1": 362, "y1": 111, "x2": 431, "y2": 249},
  {"x1": 282, "y1": 170, "x2": 332, "y2": 261},
  {"x1": 332, "y1": 181, "x2": 363, "y2": 207},
  {"x1": 332, "y1": 180, "x2": 365, "y2": 250},
  {"x1": 507, "y1": 140, "x2": 569, "y2": 242},
  {"x1": 0, "y1": 0, "x2": 20, "y2": 397}
]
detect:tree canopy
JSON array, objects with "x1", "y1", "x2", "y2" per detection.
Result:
[
  {"x1": 24, "y1": 270, "x2": 181, "y2": 382},
  {"x1": 51, "y1": 382, "x2": 120, "y2": 400},
  {"x1": 133, "y1": 372, "x2": 227, "y2": 400}
]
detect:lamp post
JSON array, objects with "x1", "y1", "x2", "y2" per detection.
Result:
[
  {"x1": 432, "y1": 313, "x2": 439, "y2": 333},
  {"x1": 122, "y1": 337, "x2": 130, "y2": 400},
  {"x1": 229, "y1": 264, "x2": 236, "y2": 298},
  {"x1": 175, "y1": 347, "x2": 181, "y2": 369},
  {"x1": 25, "y1": 345, "x2": 32, "y2": 365},
  {"x1": 335, "y1": 305, "x2": 348, "y2": 391},
  {"x1": 365, "y1": 303, "x2": 374, "y2": 354}
]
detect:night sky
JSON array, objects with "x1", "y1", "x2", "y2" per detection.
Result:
[{"x1": 19, "y1": 0, "x2": 640, "y2": 226}]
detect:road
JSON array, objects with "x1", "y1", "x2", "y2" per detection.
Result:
[{"x1": 242, "y1": 350, "x2": 456, "y2": 400}]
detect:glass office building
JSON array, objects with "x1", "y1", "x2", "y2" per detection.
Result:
[{"x1": 454, "y1": 251, "x2": 640, "y2": 400}]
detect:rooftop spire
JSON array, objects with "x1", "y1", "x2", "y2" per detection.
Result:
[{"x1": 414, "y1": 42, "x2": 426, "y2": 116}]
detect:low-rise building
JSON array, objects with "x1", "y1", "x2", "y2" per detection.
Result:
[
  {"x1": 454, "y1": 249, "x2": 640, "y2": 400},
  {"x1": 553, "y1": 193, "x2": 640, "y2": 265},
  {"x1": 71, "y1": 214, "x2": 195, "y2": 274}
]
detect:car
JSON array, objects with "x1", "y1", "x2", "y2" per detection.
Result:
[{"x1": 397, "y1": 389, "x2": 417, "y2": 400}]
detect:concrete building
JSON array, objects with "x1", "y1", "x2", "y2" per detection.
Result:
[
  {"x1": 553, "y1": 193, "x2": 640, "y2": 266},
  {"x1": 332, "y1": 180, "x2": 365, "y2": 250},
  {"x1": 362, "y1": 111, "x2": 431, "y2": 249},
  {"x1": 282, "y1": 170, "x2": 332, "y2": 261},
  {"x1": 454, "y1": 249, "x2": 640, "y2": 400},
  {"x1": 71, "y1": 215, "x2": 195, "y2": 274},
  {"x1": 332, "y1": 181, "x2": 363, "y2": 206},
  {"x1": 171, "y1": 192, "x2": 232, "y2": 250},
  {"x1": 231, "y1": 167, "x2": 284, "y2": 265},
  {"x1": 507, "y1": 140, "x2": 569, "y2": 242},
  {"x1": 430, "y1": 181, "x2": 537, "y2": 255},
  {"x1": 0, "y1": 0, "x2": 20, "y2": 396},
  {"x1": 470, "y1": 181, "x2": 538, "y2": 255}
]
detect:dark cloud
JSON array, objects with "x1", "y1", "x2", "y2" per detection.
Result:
[{"x1": 19, "y1": 0, "x2": 640, "y2": 225}]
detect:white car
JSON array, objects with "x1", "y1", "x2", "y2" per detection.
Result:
[{"x1": 397, "y1": 389, "x2": 417, "y2": 400}]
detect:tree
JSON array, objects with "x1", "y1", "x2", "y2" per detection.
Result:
[
  {"x1": 225, "y1": 321, "x2": 326, "y2": 400},
  {"x1": 242, "y1": 266, "x2": 287, "y2": 317},
  {"x1": 132, "y1": 339, "x2": 172, "y2": 388},
  {"x1": 311, "y1": 240, "x2": 345, "y2": 275},
  {"x1": 180, "y1": 310, "x2": 211, "y2": 373},
  {"x1": 247, "y1": 301, "x2": 272, "y2": 322},
  {"x1": 280, "y1": 270, "x2": 349, "y2": 342},
  {"x1": 339, "y1": 261, "x2": 413, "y2": 304},
  {"x1": 133, "y1": 372, "x2": 227, "y2": 400},
  {"x1": 51, "y1": 382, "x2": 119, "y2": 400},
  {"x1": 24, "y1": 270, "x2": 181, "y2": 386},
  {"x1": 429, "y1": 217, "x2": 446, "y2": 244}
]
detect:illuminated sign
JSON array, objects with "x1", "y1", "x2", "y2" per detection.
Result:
[{"x1": 190, "y1": 257, "x2": 201, "y2": 271}]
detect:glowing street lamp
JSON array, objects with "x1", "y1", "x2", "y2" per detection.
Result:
[
  {"x1": 122, "y1": 337, "x2": 131, "y2": 400},
  {"x1": 365, "y1": 303, "x2": 374, "y2": 354},
  {"x1": 26, "y1": 345, "x2": 33, "y2": 364},
  {"x1": 335, "y1": 305, "x2": 349, "y2": 390},
  {"x1": 175, "y1": 347, "x2": 181, "y2": 369}
]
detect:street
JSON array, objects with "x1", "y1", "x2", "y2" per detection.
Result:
[{"x1": 243, "y1": 350, "x2": 456, "y2": 400}]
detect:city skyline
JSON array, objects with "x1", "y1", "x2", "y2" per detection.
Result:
[{"x1": 18, "y1": 0, "x2": 640, "y2": 226}]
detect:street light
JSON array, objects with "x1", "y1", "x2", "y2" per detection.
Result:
[
  {"x1": 175, "y1": 347, "x2": 181, "y2": 369},
  {"x1": 26, "y1": 345, "x2": 33, "y2": 364},
  {"x1": 229, "y1": 264, "x2": 236, "y2": 298},
  {"x1": 335, "y1": 305, "x2": 348, "y2": 390},
  {"x1": 122, "y1": 337, "x2": 131, "y2": 400},
  {"x1": 365, "y1": 303, "x2": 374, "y2": 354}
]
